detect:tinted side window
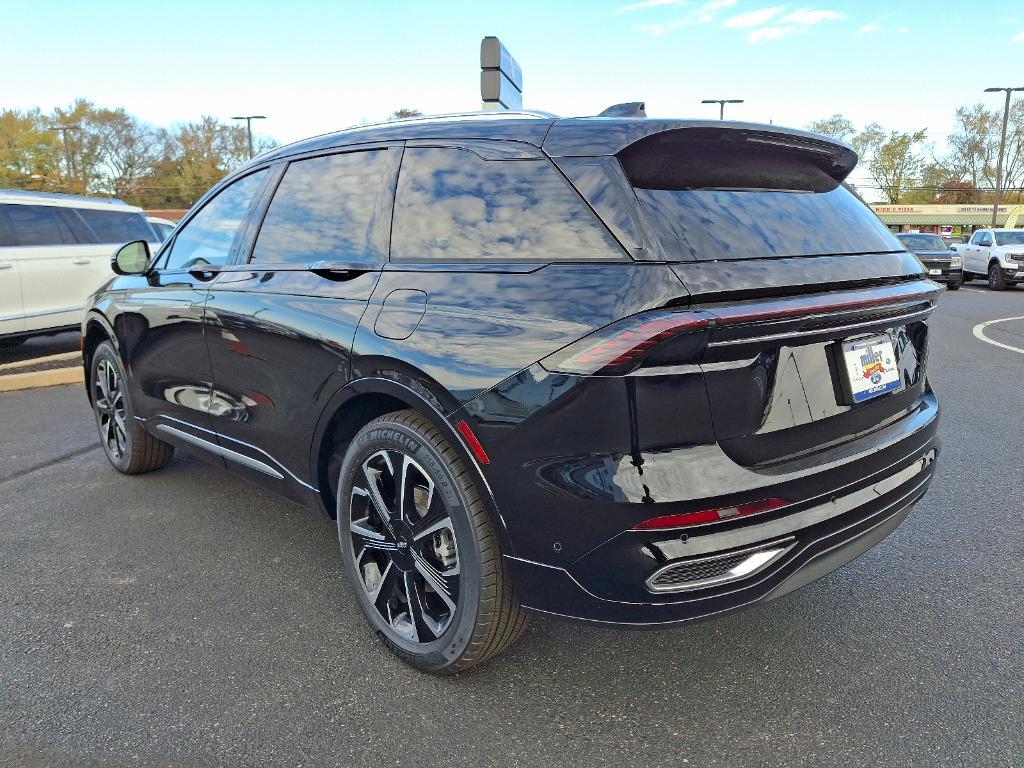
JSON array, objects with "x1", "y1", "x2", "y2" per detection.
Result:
[
  {"x1": 3, "y1": 204, "x2": 76, "y2": 246},
  {"x1": 970, "y1": 231, "x2": 984, "y2": 245},
  {"x1": 251, "y1": 150, "x2": 388, "y2": 265},
  {"x1": 391, "y1": 147, "x2": 623, "y2": 261},
  {"x1": 0, "y1": 206, "x2": 17, "y2": 247},
  {"x1": 77, "y1": 209, "x2": 155, "y2": 244},
  {"x1": 163, "y1": 170, "x2": 267, "y2": 269}
]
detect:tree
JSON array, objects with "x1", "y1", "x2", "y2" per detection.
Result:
[
  {"x1": 0, "y1": 108, "x2": 60, "y2": 189},
  {"x1": 806, "y1": 114, "x2": 855, "y2": 142},
  {"x1": 946, "y1": 104, "x2": 999, "y2": 190},
  {"x1": 853, "y1": 125, "x2": 927, "y2": 203},
  {"x1": 387, "y1": 108, "x2": 423, "y2": 120},
  {"x1": 935, "y1": 180, "x2": 977, "y2": 204},
  {"x1": 91, "y1": 108, "x2": 161, "y2": 198}
]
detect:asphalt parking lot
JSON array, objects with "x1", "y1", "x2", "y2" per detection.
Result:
[{"x1": 1, "y1": 285, "x2": 1022, "y2": 768}]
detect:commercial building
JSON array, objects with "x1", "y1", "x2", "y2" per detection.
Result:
[{"x1": 871, "y1": 204, "x2": 1023, "y2": 240}]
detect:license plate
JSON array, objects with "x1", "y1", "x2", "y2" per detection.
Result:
[
  {"x1": 928, "y1": 268, "x2": 942, "y2": 276},
  {"x1": 841, "y1": 335, "x2": 902, "y2": 403}
]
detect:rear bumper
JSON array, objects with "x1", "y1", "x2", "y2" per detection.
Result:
[
  {"x1": 509, "y1": 459, "x2": 932, "y2": 626},
  {"x1": 506, "y1": 406, "x2": 939, "y2": 626}
]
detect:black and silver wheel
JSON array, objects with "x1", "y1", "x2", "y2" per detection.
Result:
[
  {"x1": 337, "y1": 410, "x2": 526, "y2": 674},
  {"x1": 988, "y1": 262, "x2": 1008, "y2": 291},
  {"x1": 90, "y1": 341, "x2": 174, "y2": 474}
]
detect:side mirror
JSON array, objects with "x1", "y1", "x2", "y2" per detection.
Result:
[{"x1": 112, "y1": 240, "x2": 152, "y2": 275}]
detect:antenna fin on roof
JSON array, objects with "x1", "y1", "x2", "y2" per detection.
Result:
[{"x1": 597, "y1": 102, "x2": 646, "y2": 118}]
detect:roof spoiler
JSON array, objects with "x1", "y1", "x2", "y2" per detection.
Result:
[
  {"x1": 545, "y1": 120, "x2": 858, "y2": 182},
  {"x1": 597, "y1": 102, "x2": 646, "y2": 118}
]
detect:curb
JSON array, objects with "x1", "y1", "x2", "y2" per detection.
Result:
[
  {"x1": 0, "y1": 366, "x2": 84, "y2": 393},
  {"x1": 0, "y1": 351, "x2": 81, "y2": 373}
]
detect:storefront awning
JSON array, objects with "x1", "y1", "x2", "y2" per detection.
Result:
[{"x1": 874, "y1": 212, "x2": 1012, "y2": 226}]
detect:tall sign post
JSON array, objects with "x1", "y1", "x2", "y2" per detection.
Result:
[{"x1": 480, "y1": 36, "x2": 522, "y2": 111}]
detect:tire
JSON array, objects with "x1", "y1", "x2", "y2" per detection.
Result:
[
  {"x1": 90, "y1": 341, "x2": 174, "y2": 474},
  {"x1": 946, "y1": 278, "x2": 961, "y2": 291},
  {"x1": 336, "y1": 409, "x2": 527, "y2": 674},
  {"x1": 988, "y1": 262, "x2": 1008, "y2": 291}
]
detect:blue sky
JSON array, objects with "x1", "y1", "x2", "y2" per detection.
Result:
[{"x1": 4, "y1": 0, "x2": 1023, "y2": 159}]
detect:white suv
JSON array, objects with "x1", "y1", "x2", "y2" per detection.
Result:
[
  {"x1": 0, "y1": 190, "x2": 158, "y2": 346},
  {"x1": 954, "y1": 228, "x2": 1024, "y2": 290}
]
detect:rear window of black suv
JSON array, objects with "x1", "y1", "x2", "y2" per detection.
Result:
[
  {"x1": 619, "y1": 130, "x2": 902, "y2": 261},
  {"x1": 391, "y1": 147, "x2": 623, "y2": 261}
]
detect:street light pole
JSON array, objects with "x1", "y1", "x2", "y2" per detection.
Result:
[
  {"x1": 984, "y1": 86, "x2": 1024, "y2": 227},
  {"x1": 46, "y1": 124, "x2": 82, "y2": 193},
  {"x1": 231, "y1": 115, "x2": 266, "y2": 159},
  {"x1": 701, "y1": 99, "x2": 744, "y2": 120}
]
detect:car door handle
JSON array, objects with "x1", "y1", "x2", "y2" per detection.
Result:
[
  {"x1": 0, "y1": 262, "x2": 12, "y2": 270},
  {"x1": 72, "y1": 257, "x2": 90, "y2": 265},
  {"x1": 307, "y1": 261, "x2": 380, "y2": 281}
]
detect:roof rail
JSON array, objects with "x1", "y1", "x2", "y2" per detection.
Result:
[
  {"x1": 0, "y1": 188, "x2": 130, "y2": 206},
  {"x1": 349, "y1": 109, "x2": 558, "y2": 132}
]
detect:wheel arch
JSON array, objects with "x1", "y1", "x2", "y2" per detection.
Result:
[
  {"x1": 82, "y1": 312, "x2": 119, "y2": 403},
  {"x1": 309, "y1": 376, "x2": 514, "y2": 555}
]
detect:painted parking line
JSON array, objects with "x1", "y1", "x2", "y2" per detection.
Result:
[{"x1": 972, "y1": 315, "x2": 1024, "y2": 356}]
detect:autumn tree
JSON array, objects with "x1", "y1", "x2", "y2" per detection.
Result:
[
  {"x1": 0, "y1": 108, "x2": 61, "y2": 189},
  {"x1": 387, "y1": 108, "x2": 423, "y2": 120},
  {"x1": 806, "y1": 114, "x2": 856, "y2": 143},
  {"x1": 853, "y1": 125, "x2": 927, "y2": 203}
]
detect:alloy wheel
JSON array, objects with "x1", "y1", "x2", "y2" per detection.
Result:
[
  {"x1": 94, "y1": 358, "x2": 127, "y2": 460},
  {"x1": 346, "y1": 449, "x2": 461, "y2": 643}
]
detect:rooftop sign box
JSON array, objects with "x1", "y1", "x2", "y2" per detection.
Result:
[{"x1": 480, "y1": 36, "x2": 522, "y2": 111}]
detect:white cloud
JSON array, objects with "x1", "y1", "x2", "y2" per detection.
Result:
[
  {"x1": 747, "y1": 25, "x2": 793, "y2": 42},
  {"x1": 634, "y1": 0, "x2": 731, "y2": 35},
  {"x1": 897, "y1": 26, "x2": 909, "y2": 33},
  {"x1": 723, "y1": 6, "x2": 786, "y2": 27},
  {"x1": 857, "y1": 23, "x2": 881, "y2": 35},
  {"x1": 1012, "y1": 30, "x2": 1024, "y2": 42},
  {"x1": 778, "y1": 8, "x2": 845, "y2": 25},
  {"x1": 616, "y1": 0, "x2": 685, "y2": 12},
  {"x1": 638, "y1": 14, "x2": 713, "y2": 35}
]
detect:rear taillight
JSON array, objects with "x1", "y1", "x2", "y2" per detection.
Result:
[
  {"x1": 631, "y1": 498, "x2": 790, "y2": 531},
  {"x1": 539, "y1": 309, "x2": 709, "y2": 376}
]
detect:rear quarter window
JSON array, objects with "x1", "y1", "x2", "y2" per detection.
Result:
[{"x1": 391, "y1": 147, "x2": 624, "y2": 261}]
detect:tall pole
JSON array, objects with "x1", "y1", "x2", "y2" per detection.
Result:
[
  {"x1": 984, "y1": 87, "x2": 1023, "y2": 227},
  {"x1": 231, "y1": 115, "x2": 266, "y2": 159},
  {"x1": 701, "y1": 99, "x2": 744, "y2": 120}
]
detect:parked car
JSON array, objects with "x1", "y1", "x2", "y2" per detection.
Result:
[
  {"x1": 951, "y1": 228, "x2": 1024, "y2": 290},
  {"x1": 895, "y1": 232, "x2": 962, "y2": 290},
  {"x1": 146, "y1": 216, "x2": 177, "y2": 242},
  {"x1": 82, "y1": 112, "x2": 941, "y2": 673},
  {"x1": 0, "y1": 190, "x2": 158, "y2": 347}
]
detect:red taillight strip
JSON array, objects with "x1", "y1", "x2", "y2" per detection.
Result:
[
  {"x1": 539, "y1": 281, "x2": 940, "y2": 378},
  {"x1": 456, "y1": 419, "x2": 490, "y2": 465},
  {"x1": 708, "y1": 281, "x2": 941, "y2": 327},
  {"x1": 631, "y1": 498, "x2": 791, "y2": 531},
  {"x1": 540, "y1": 310, "x2": 709, "y2": 375}
]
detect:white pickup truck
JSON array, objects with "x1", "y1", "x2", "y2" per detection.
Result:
[{"x1": 951, "y1": 228, "x2": 1024, "y2": 290}]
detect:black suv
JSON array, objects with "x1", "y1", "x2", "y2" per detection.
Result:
[{"x1": 83, "y1": 112, "x2": 941, "y2": 673}]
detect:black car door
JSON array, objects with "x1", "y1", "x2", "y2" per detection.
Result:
[
  {"x1": 114, "y1": 168, "x2": 270, "y2": 460},
  {"x1": 202, "y1": 145, "x2": 400, "y2": 502}
]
